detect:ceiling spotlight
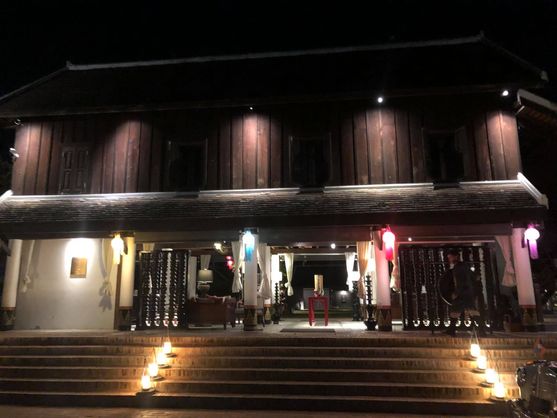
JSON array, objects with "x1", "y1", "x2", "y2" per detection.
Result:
[
  {"x1": 330, "y1": 243, "x2": 336, "y2": 249},
  {"x1": 249, "y1": 106, "x2": 254, "y2": 111},
  {"x1": 377, "y1": 96, "x2": 384, "y2": 104},
  {"x1": 407, "y1": 237, "x2": 413, "y2": 242},
  {"x1": 501, "y1": 89, "x2": 509, "y2": 97},
  {"x1": 213, "y1": 242, "x2": 223, "y2": 252}
]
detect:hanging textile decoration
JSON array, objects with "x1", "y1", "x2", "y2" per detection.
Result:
[
  {"x1": 495, "y1": 235, "x2": 516, "y2": 287},
  {"x1": 390, "y1": 242, "x2": 401, "y2": 291},
  {"x1": 20, "y1": 240, "x2": 35, "y2": 293},
  {"x1": 111, "y1": 233, "x2": 125, "y2": 265},
  {"x1": 243, "y1": 231, "x2": 255, "y2": 262},
  {"x1": 524, "y1": 225, "x2": 540, "y2": 260},
  {"x1": 231, "y1": 241, "x2": 243, "y2": 293},
  {"x1": 382, "y1": 227, "x2": 396, "y2": 261},
  {"x1": 257, "y1": 243, "x2": 272, "y2": 300},
  {"x1": 283, "y1": 253, "x2": 294, "y2": 297},
  {"x1": 356, "y1": 241, "x2": 372, "y2": 299},
  {"x1": 344, "y1": 252, "x2": 357, "y2": 288}
]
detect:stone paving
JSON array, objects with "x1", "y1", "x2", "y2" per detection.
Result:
[{"x1": 0, "y1": 406, "x2": 501, "y2": 418}]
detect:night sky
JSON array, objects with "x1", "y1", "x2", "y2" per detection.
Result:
[{"x1": 0, "y1": 1, "x2": 555, "y2": 98}]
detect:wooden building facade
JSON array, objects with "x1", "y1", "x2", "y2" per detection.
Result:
[{"x1": 0, "y1": 35, "x2": 549, "y2": 333}]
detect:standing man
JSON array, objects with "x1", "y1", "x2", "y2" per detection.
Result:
[{"x1": 441, "y1": 249, "x2": 486, "y2": 337}]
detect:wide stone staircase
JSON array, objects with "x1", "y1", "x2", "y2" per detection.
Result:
[{"x1": 0, "y1": 333, "x2": 553, "y2": 415}]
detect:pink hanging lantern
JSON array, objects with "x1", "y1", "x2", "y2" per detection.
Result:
[
  {"x1": 382, "y1": 228, "x2": 396, "y2": 261},
  {"x1": 524, "y1": 225, "x2": 540, "y2": 260}
]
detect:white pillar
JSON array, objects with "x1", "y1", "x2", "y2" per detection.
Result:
[
  {"x1": 119, "y1": 237, "x2": 136, "y2": 309},
  {"x1": 1, "y1": 239, "x2": 23, "y2": 330},
  {"x1": 511, "y1": 228, "x2": 537, "y2": 328},
  {"x1": 374, "y1": 243, "x2": 391, "y2": 309},
  {"x1": 243, "y1": 231, "x2": 259, "y2": 331},
  {"x1": 372, "y1": 232, "x2": 392, "y2": 331},
  {"x1": 117, "y1": 237, "x2": 135, "y2": 330}
]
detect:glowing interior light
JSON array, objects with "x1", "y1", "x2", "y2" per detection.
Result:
[
  {"x1": 148, "y1": 362, "x2": 159, "y2": 378},
  {"x1": 485, "y1": 368, "x2": 498, "y2": 385},
  {"x1": 476, "y1": 355, "x2": 487, "y2": 371},
  {"x1": 501, "y1": 89, "x2": 509, "y2": 97},
  {"x1": 213, "y1": 242, "x2": 223, "y2": 251},
  {"x1": 163, "y1": 341, "x2": 172, "y2": 355},
  {"x1": 470, "y1": 343, "x2": 481, "y2": 358},
  {"x1": 493, "y1": 381, "x2": 505, "y2": 399},
  {"x1": 330, "y1": 243, "x2": 336, "y2": 249}
]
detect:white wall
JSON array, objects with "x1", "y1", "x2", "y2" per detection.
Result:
[{"x1": 15, "y1": 238, "x2": 116, "y2": 330}]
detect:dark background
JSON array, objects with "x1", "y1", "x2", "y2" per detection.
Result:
[{"x1": 0, "y1": 1, "x2": 555, "y2": 98}]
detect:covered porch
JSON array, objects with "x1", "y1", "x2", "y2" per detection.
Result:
[{"x1": 0, "y1": 175, "x2": 547, "y2": 333}]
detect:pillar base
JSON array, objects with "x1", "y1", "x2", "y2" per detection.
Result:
[
  {"x1": 0, "y1": 308, "x2": 16, "y2": 331},
  {"x1": 521, "y1": 306, "x2": 538, "y2": 332},
  {"x1": 264, "y1": 306, "x2": 272, "y2": 325},
  {"x1": 243, "y1": 307, "x2": 259, "y2": 331},
  {"x1": 376, "y1": 307, "x2": 392, "y2": 331},
  {"x1": 116, "y1": 307, "x2": 133, "y2": 331}
]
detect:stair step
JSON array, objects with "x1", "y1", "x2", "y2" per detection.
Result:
[
  {"x1": 0, "y1": 335, "x2": 553, "y2": 349},
  {"x1": 0, "y1": 355, "x2": 532, "y2": 370},
  {"x1": 0, "y1": 377, "x2": 519, "y2": 399},
  {"x1": 0, "y1": 366, "x2": 518, "y2": 384},
  {"x1": 0, "y1": 390, "x2": 509, "y2": 416},
  {"x1": 0, "y1": 345, "x2": 548, "y2": 359}
]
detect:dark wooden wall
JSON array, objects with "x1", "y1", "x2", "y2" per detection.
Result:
[{"x1": 11, "y1": 100, "x2": 523, "y2": 195}]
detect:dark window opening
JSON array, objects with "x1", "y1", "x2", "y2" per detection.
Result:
[
  {"x1": 289, "y1": 135, "x2": 331, "y2": 187},
  {"x1": 425, "y1": 130, "x2": 464, "y2": 184},
  {"x1": 166, "y1": 140, "x2": 207, "y2": 191},
  {"x1": 58, "y1": 145, "x2": 90, "y2": 194}
]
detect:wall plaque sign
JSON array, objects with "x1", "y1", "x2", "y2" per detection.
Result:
[{"x1": 70, "y1": 257, "x2": 87, "y2": 278}]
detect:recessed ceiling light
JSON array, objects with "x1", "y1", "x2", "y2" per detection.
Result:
[
  {"x1": 330, "y1": 243, "x2": 336, "y2": 249},
  {"x1": 377, "y1": 96, "x2": 384, "y2": 104},
  {"x1": 501, "y1": 90, "x2": 509, "y2": 97}
]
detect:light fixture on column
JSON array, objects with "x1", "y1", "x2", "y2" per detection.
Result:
[
  {"x1": 524, "y1": 225, "x2": 540, "y2": 259},
  {"x1": 243, "y1": 230, "x2": 255, "y2": 262},
  {"x1": 382, "y1": 227, "x2": 396, "y2": 261},
  {"x1": 111, "y1": 233, "x2": 125, "y2": 265}
]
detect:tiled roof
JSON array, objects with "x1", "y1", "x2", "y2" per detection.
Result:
[
  {"x1": 0, "y1": 35, "x2": 546, "y2": 118},
  {"x1": 0, "y1": 181, "x2": 546, "y2": 238}
]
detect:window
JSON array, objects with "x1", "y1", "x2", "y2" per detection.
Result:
[
  {"x1": 424, "y1": 130, "x2": 464, "y2": 184},
  {"x1": 289, "y1": 135, "x2": 332, "y2": 187},
  {"x1": 58, "y1": 145, "x2": 90, "y2": 194},
  {"x1": 165, "y1": 140, "x2": 207, "y2": 191}
]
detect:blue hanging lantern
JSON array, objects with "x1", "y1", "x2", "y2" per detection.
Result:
[{"x1": 243, "y1": 231, "x2": 255, "y2": 262}]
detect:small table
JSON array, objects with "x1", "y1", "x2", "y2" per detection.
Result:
[{"x1": 308, "y1": 296, "x2": 329, "y2": 326}]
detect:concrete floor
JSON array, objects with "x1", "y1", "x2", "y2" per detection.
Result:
[{"x1": 4, "y1": 316, "x2": 555, "y2": 339}]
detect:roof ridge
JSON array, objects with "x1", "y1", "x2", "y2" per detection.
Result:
[{"x1": 67, "y1": 34, "x2": 485, "y2": 71}]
